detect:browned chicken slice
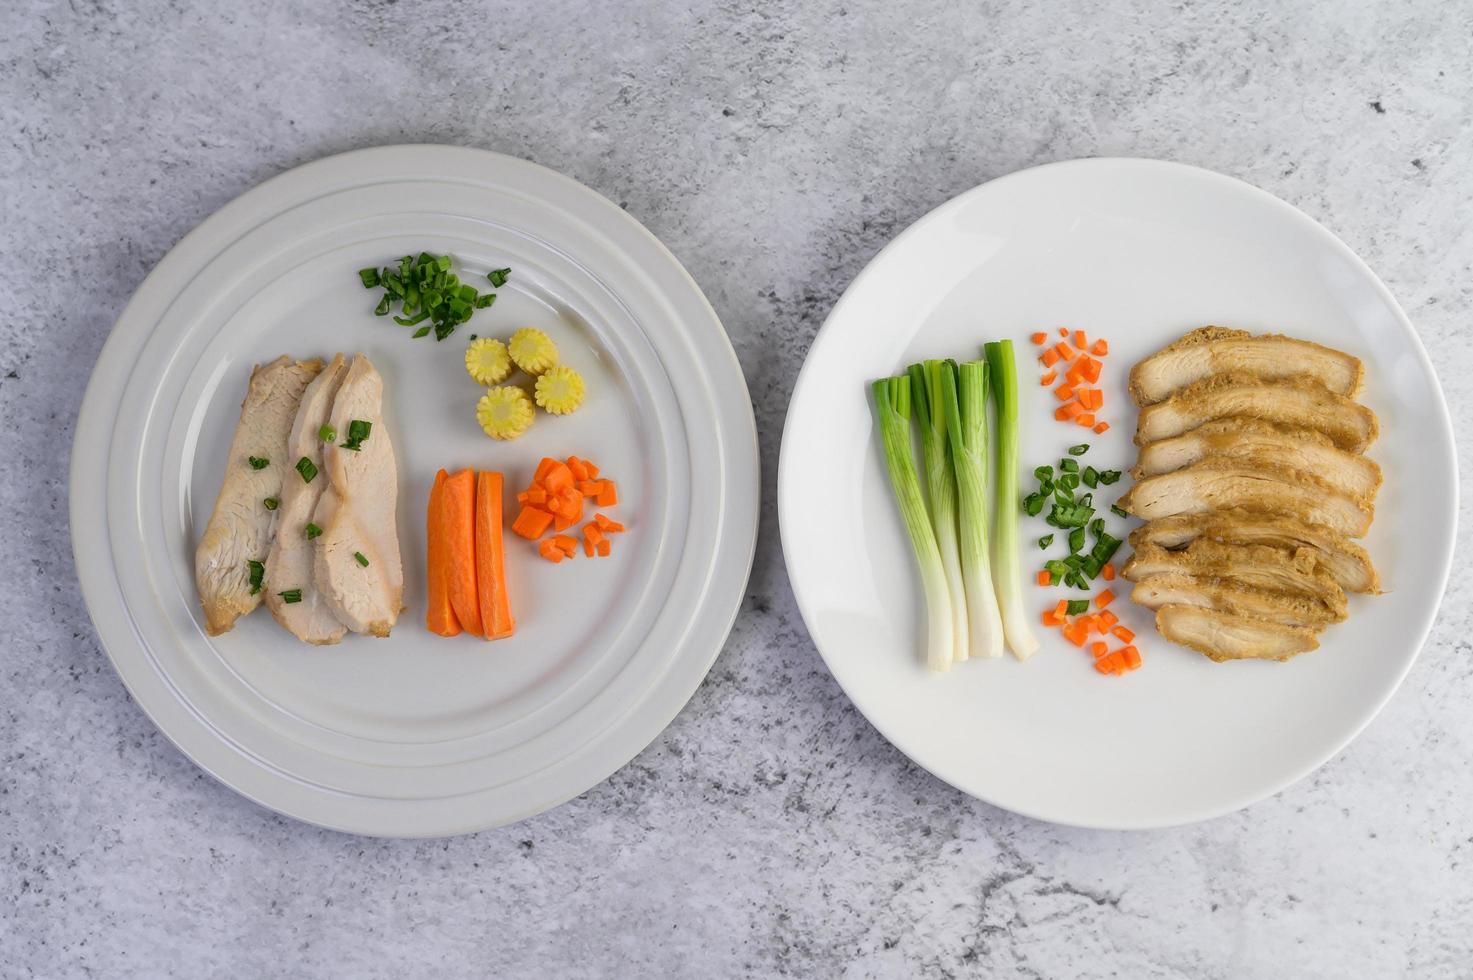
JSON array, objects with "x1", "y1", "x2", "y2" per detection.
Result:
[
  {"x1": 1133, "y1": 419, "x2": 1381, "y2": 501},
  {"x1": 1130, "y1": 573, "x2": 1339, "y2": 629},
  {"x1": 1129, "y1": 326, "x2": 1363, "y2": 405},
  {"x1": 1128, "y1": 510, "x2": 1380, "y2": 594},
  {"x1": 1118, "y1": 462, "x2": 1372, "y2": 538},
  {"x1": 1134, "y1": 373, "x2": 1378, "y2": 452},
  {"x1": 1123, "y1": 541, "x2": 1348, "y2": 619},
  {"x1": 1154, "y1": 604, "x2": 1320, "y2": 662}
]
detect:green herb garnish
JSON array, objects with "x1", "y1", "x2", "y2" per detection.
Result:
[
  {"x1": 358, "y1": 268, "x2": 381, "y2": 288},
  {"x1": 360, "y1": 254, "x2": 508, "y2": 342},
  {"x1": 296, "y1": 457, "x2": 318, "y2": 483},
  {"x1": 1068, "y1": 443, "x2": 1090, "y2": 456},
  {"x1": 247, "y1": 456, "x2": 269, "y2": 470},
  {"x1": 487, "y1": 268, "x2": 510, "y2": 287},
  {"x1": 1068, "y1": 527, "x2": 1086, "y2": 553},
  {"x1": 353, "y1": 551, "x2": 369, "y2": 567},
  {"x1": 1059, "y1": 457, "x2": 1079, "y2": 474},
  {"x1": 246, "y1": 560, "x2": 265, "y2": 596},
  {"x1": 1037, "y1": 534, "x2": 1054, "y2": 550},
  {"x1": 1099, "y1": 470, "x2": 1122, "y2": 486},
  {"x1": 278, "y1": 589, "x2": 302, "y2": 604},
  {"x1": 318, "y1": 424, "x2": 335, "y2": 443},
  {"x1": 263, "y1": 497, "x2": 279, "y2": 511},
  {"x1": 341, "y1": 419, "x2": 371, "y2": 451},
  {"x1": 1111, "y1": 503, "x2": 1128, "y2": 517},
  {"x1": 305, "y1": 523, "x2": 322, "y2": 540},
  {"x1": 1082, "y1": 466, "x2": 1099, "y2": 489},
  {"x1": 1066, "y1": 599, "x2": 1090, "y2": 616}
]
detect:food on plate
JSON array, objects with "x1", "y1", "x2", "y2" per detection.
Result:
[
  {"x1": 425, "y1": 470, "x2": 461, "y2": 637},
  {"x1": 939, "y1": 360, "x2": 1004, "y2": 660},
  {"x1": 534, "y1": 364, "x2": 586, "y2": 415},
  {"x1": 1127, "y1": 510, "x2": 1380, "y2": 594},
  {"x1": 476, "y1": 386, "x2": 536, "y2": 440},
  {"x1": 265, "y1": 354, "x2": 350, "y2": 644},
  {"x1": 985, "y1": 341, "x2": 1040, "y2": 661},
  {"x1": 511, "y1": 456, "x2": 626, "y2": 563},
  {"x1": 465, "y1": 337, "x2": 512, "y2": 385},
  {"x1": 907, "y1": 362, "x2": 972, "y2": 664},
  {"x1": 1033, "y1": 329, "x2": 1111, "y2": 433},
  {"x1": 358, "y1": 253, "x2": 507, "y2": 341},
  {"x1": 1119, "y1": 462, "x2": 1373, "y2": 538},
  {"x1": 508, "y1": 327, "x2": 559, "y2": 374},
  {"x1": 313, "y1": 354, "x2": 405, "y2": 636},
  {"x1": 475, "y1": 472, "x2": 516, "y2": 640},
  {"x1": 1039, "y1": 592, "x2": 1142, "y2": 675},
  {"x1": 1128, "y1": 326, "x2": 1363, "y2": 406},
  {"x1": 195, "y1": 355, "x2": 322, "y2": 635},
  {"x1": 1153, "y1": 604, "x2": 1320, "y2": 662},
  {"x1": 1122, "y1": 328, "x2": 1379, "y2": 662},
  {"x1": 1132, "y1": 418, "x2": 1382, "y2": 500},
  {"x1": 440, "y1": 469, "x2": 485, "y2": 637},
  {"x1": 1028, "y1": 447, "x2": 1126, "y2": 591},
  {"x1": 1134, "y1": 373, "x2": 1378, "y2": 452}
]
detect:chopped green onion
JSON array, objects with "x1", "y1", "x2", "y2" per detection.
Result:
[
  {"x1": 341, "y1": 419, "x2": 371, "y2": 451},
  {"x1": 1059, "y1": 458, "x2": 1079, "y2": 473},
  {"x1": 353, "y1": 551, "x2": 369, "y2": 567},
  {"x1": 412, "y1": 326, "x2": 432, "y2": 339},
  {"x1": 362, "y1": 254, "x2": 507, "y2": 341},
  {"x1": 318, "y1": 424, "x2": 335, "y2": 443},
  {"x1": 1044, "y1": 559, "x2": 1070, "y2": 582},
  {"x1": 247, "y1": 456, "x2": 269, "y2": 470},
  {"x1": 1099, "y1": 470, "x2": 1122, "y2": 486},
  {"x1": 373, "y1": 295, "x2": 392, "y2": 316},
  {"x1": 1111, "y1": 503, "x2": 1128, "y2": 517},
  {"x1": 305, "y1": 523, "x2": 322, "y2": 539},
  {"x1": 263, "y1": 497, "x2": 279, "y2": 511},
  {"x1": 1037, "y1": 534, "x2": 1054, "y2": 550},
  {"x1": 1089, "y1": 517, "x2": 1105, "y2": 537},
  {"x1": 1034, "y1": 465, "x2": 1054, "y2": 481},
  {"x1": 1068, "y1": 443, "x2": 1090, "y2": 456},
  {"x1": 358, "y1": 268, "x2": 380, "y2": 288},
  {"x1": 246, "y1": 560, "x2": 264, "y2": 596},
  {"x1": 1066, "y1": 599, "x2": 1090, "y2": 616},
  {"x1": 474, "y1": 294, "x2": 496, "y2": 309},
  {"x1": 1023, "y1": 493, "x2": 1046, "y2": 517},
  {"x1": 1082, "y1": 466, "x2": 1099, "y2": 488},
  {"x1": 278, "y1": 589, "x2": 302, "y2": 604},
  {"x1": 1068, "y1": 527, "x2": 1085, "y2": 553},
  {"x1": 296, "y1": 457, "x2": 318, "y2": 483},
  {"x1": 488, "y1": 268, "x2": 510, "y2": 287},
  {"x1": 1058, "y1": 472, "x2": 1080, "y2": 491}
]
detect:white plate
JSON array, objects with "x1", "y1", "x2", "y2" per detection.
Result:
[
  {"x1": 779, "y1": 158, "x2": 1455, "y2": 829},
  {"x1": 70, "y1": 145, "x2": 758, "y2": 837}
]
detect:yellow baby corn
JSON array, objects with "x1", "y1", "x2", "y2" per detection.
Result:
[
  {"x1": 476, "y1": 386, "x2": 535, "y2": 440},
  {"x1": 534, "y1": 365, "x2": 586, "y2": 415},
  {"x1": 465, "y1": 338, "x2": 512, "y2": 385},
  {"x1": 508, "y1": 327, "x2": 558, "y2": 375}
]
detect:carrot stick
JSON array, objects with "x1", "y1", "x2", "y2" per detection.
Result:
[
  {"x1": 475, "y1": 471, "x2": 516, "y2": 640},
  {"x1": 425, "y1": 469, "x2": 462, "y2": 637},
  {"x1": 443, "y1": 469, "x2": 485, "y2": 637}
]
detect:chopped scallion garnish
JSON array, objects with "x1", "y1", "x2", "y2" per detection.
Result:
[
  {"x1": 1068, "y1": 527, "x2": 1085, "y2": 552},
  {"x1": 1068, "y1": 443, "x2": 1090, "y2": 456},
  {"x1": 341, "y1": 419, "x2": 371, "y2": 451},
  {"x1": 1059, "y1": 458, "x2": 1079, "y2": 473},
  {"x1": 488, "y1": 268, "x2": 510, "y2": 287},
  {"x1": 263, "y1": 497, "x2": 279, "y2": 511},
  {"x1": 305, "y1": 523, "x2": 322, "y2": 539},
  {"x1": 1099, "y1": 470, "x2": 1122, "y2": 486},
  {"x1": 1037, "y1": 534, "x2": 1054, "y2": 549},
  {"x1": 1082, "y1": 466, "x2": 1099, "y2": 488},
  {"x1": 1066, "y1": 599, "x2": 1090, "y2": 616},
  {"x1": 278, "y1": 589, "x2": 302, "y2": 604},
  {"x1": 246, "y1": 560, "x2": 264, "y2": 596},
  {"x1": 353, "y1": 551, "x2": 369, "y2": 567},
  {"x1": 1111, "y1": 503, "x2": 1127, "y2": 517},
  {"x1": 318, "y1": 424, "x2": 335, "y2": 443},
  {"x1": 358, "y1": 268, "x2": 380, "y2": 288},
  {"x1": 247, "y1": 456, "x2": 269, "y2": 470},
  {"x1": 296, "y1": 457, "x2": 318, "y2": 483}
]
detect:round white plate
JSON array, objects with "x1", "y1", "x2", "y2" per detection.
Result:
[
  {"x1": 779, "y1": 158, "x2": 1455, "y2": 829},
  {"x1": 71, "y1": 145, "x2": 758, "y2": 837}
]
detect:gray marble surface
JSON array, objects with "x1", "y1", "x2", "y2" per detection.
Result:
[{"x1": 5, "y1": 0, "x2": 1472, "y2": 976}]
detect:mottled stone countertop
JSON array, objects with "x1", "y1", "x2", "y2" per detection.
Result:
[{"x1": 4, "y1": 1, "x2": 1471, "y2": 977}]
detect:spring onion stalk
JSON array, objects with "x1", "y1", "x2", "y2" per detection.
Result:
[
  {"x1": 939, "y1": 359, "x2": 1005, "y2": 659},
  {"x1": 872, "y1": 376, "x2": 955, "y2": 672},
  {"x1": 983, "y1": 340, "x2": 1040, "y2": 660},
  {"x1": 908, "y1": 361, "x2": 970, "y2": 665}
]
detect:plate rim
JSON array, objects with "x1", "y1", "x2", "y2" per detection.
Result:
[
  {"x1": 70, "y1": 144, "x2": 760, "y2": 837},
  {"x1": 777, "y1": 156, "x2": 1458, "y2": 830}
]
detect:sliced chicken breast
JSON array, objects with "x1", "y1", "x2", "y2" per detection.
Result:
[
  {"x1": 1132, "y1": 419, "x2": 1381, "y2": 501},
  {"x1": 194, "y1": 356, "x2": 322, "y2": 635},
  {"x1": 1129, "y1": 326, "x2": 1363, "y2": 406},
  {"x1": 1123, "y1": 541, "x2": 1348, "y2": 619},
  {"x1": 1118, "y1": 462, "x2": 1373, "y2": 538},
  {"x1": 1154, "y1": 604, "x2": 1320, "y2": 662},
  {"x1": 1134, "y1": 373, "x2": 1378, "y2": 452},
  {"x1": 1128, "y1": 510, "x2": 1380, "y2": 594},
  {"x1": 264, "y1": 354, "x2": 349, "y2": 644},
  {"x1": 313, "y1": 354, "x2": 403, "y2": 636},
  {"x1": 1130, "y1": 572, "x2": 1338, "y2": 630}
]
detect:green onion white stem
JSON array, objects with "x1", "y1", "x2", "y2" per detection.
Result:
[
  {"x1": 872, "y1": 376, "x2": 955, "y2": 672},
  {"x1": 908, "y1": 362, "x2": 970, "y2": 665},
  {"x1": 939, "y1": 359, "x2": 1005, "y2": 660},
  {"x1": 983, "y1": 340, "x2": 1040, "y2": 661}
]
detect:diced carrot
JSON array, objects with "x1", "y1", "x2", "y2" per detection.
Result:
[
  {"x1": 1058, "y1": 327, "x2": 1069, "y2": 337},
  {"x1": 526, "y1": 487, "x2": 548, "y2": 505},
  {"x1": 1055, "y1": 402, "x2": 1085, "y2": 421},
  {"x1": 1042, "y1": 608, "x2": 1064, "y2": 626},
  {"x1": 1053, "y1": 599, "x2": 1069, "y2": 619},
  {"x1": 553, "y1": 512, "x2": 575, "y2": 532},
  {"x1": 1041, "y1": 347, "x2": 1061, "y2": 367},
  {"x1": 1102, "y1": 562, "x2": 1116, "y2": 581},
  {"x1": 512, "y1": 506, "x2": 553, "y2": 540},
  {"x1": 1031, "y1": 331, "x2": 1048, "y2": 345},
  {"x1": 425, "y1": 469, "x2": 462, "y2": 637},
  {"x1": 581, "y1": 459, "x2": 601, "y2": 479},
  {"x1": 596, "y1": 539, "x2": 611, "y2": 557},
  {"x1": 1095, "y1": 588, "x2": 1116, "y2": 609},
  {"x1": 596, "y1": 480, "x2": 618, "y2": 507},
  {"x1": 1054, "y1": 384, "x2": 1074, "y2": 402},
  {"x1": 568, "y1": 456, "x2": 591, "y2": 482},
  {"x1": 1075, "y1": 413, "x2": 1095, "y2": 428},
  {"x1": 583, "y1": 523, "x2": 605, "y2": 557},
  {"x1": 1077, "y1": 388, "x2": 1103, "y2": 410},
  {"x1": 538, "y1": 539, "x2": 564, "y2": 563},
  {"x1": 1093, "y1": 421, "x2": 1110, "y2": 435},
  {"x1": 516, "y1": 491, "x2": 529, "y2": 504},
  {"x1": 443, "y1": 469, "x2": 485, "y2": 637},
  {"x1": 594, "y1": 514, "x2": 625, "y2": 533},
  {"x1": 577, "y1": 480, "x2": 601, "y2": 496},
  {"x1": 552, "y1": 534, "x2": 578, "y2": 557},
  {"x1": 1094, "y1": 652, "x2": 1121, "y2": 674},
  {"x1": 1090, "y1": 640, "x2": 1108, "y2": 658},
  {"x1": 542, "y1": 461, "x2": 574, "y2": 495},
  {"x1": 1074, "y1": 330, "x2": 1088, "y2": 350},
  {"x1": 1078, "y1": 614, "x2": 1102, "y2": 635},
  {"x1": 1121, "y1": 646, "x2": 1142, "y2": 669},
  {"x1": 1080, "y1": 356, "x2": 1101, "y2": 383},
  {"x1": 1052, "y1": 341, "x2": 1072, "y2": 362},
  {"x1": 1040, "y1": 371, "x2": 1057, "y2": 386},
  {"x1": 1091, "y1": 339, "x2": 1109, "y2": 357},
  {"x1": 1062, "y1": 621, "x2": 1090, "y2": 647},
  {"x1": 534, "y1": 457, "x2": 560, "y2": 484},
  {"x1": 1098, "y1": 609, "x2": 1118, "y2": 628},
  {"x1": 1037, "y1": 569, "x2": 1052, "y2": 586},
  {"x1": 475, "y1": 471, "x2": 516, "y2": 640},
  {"x1": 1112, "y1": 625, "x2": 1136, "y2": 643}
]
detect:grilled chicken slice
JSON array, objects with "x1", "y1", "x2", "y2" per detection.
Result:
[
  {"x1": 313, "y1": 354, "x2": 404, "y2": 636},
  {"x1": 1154, "y1": 604, "x2": 1320, "y2": 662},
  {"x1": 1130, "y1": 573, "x2": 1338, "y2": 629},
  {"x1": 1129, "y1": 326, "x2": 1363, "y2": 406},
  {"x1": 264, "y1": 354, "x2": 349, "y2": 644},
  {"x1": 1118, "y1": 461, "x2": 1373, "y2": 538},
  {"x1": 1133, "y1": 419, "x2": 1381, "y2": 501},
  {"x1": 1135, "y1": 373, "x2": 1378, "y2": 452},
  {"x1": 194, "y1": 356, "x2": 322, "y2": 635},
  {"x1": 1128, "y1": 510, "x2": 1380, "y2": 594},
  {"x1": 1123, "y1": 541, "x2": 1348, "y2": 619}
]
